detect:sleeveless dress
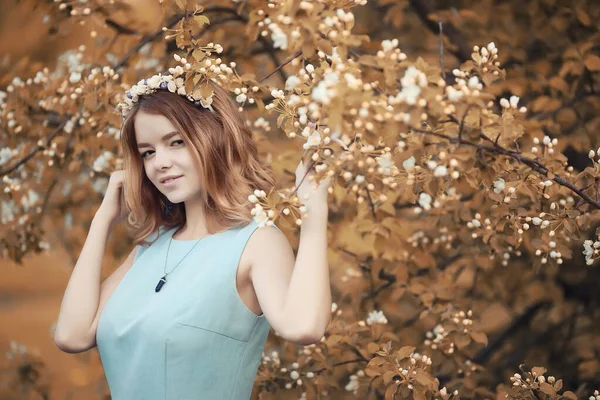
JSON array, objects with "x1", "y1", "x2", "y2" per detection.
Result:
[{"x1": 96, "y1": 220, "x2": 272, "y2": 400}]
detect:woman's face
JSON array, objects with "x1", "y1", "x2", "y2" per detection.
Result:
[{"x1": 134, "y1": 110, "x2": 202, "y2": 204}]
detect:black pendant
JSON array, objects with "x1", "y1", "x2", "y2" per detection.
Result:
[{"x1": 155, "y1": 275, "x2": 167, "y2": 292}]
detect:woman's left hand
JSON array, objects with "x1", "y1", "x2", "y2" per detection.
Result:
[{"x1": 294, "y1": 158, "x2": 331, "y2": 213}]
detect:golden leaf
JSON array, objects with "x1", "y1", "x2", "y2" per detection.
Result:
[
  {"x1": 539, "y1": 382, "x2": 556, "y2": 396},
  {"x1": 193, "y1": 15, "x2": 210, "y2": 28},
  {"x1": 470, "y1": 331, "x2": 488, "y2": 346},
  {"x1": 382, "y1": 371, "x2": 398, "y2": 385},
  {"x1": 368, "y1": 356, "x2": 387, "y2": 367},
  {"x1": 384, "y1": 382, "x2": 399, "y2": 399},
  {"x1": 562, "y1": 391, "x2": 578, "y2": 400},
  {"x1": 396, "y1": 345, "x2": 415, "y2": 359}
]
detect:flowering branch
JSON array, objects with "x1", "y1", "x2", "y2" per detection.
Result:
[
  {"x1": 408, "y1": 125, "x2": 600, "y2": 210},
  {"x1": 0, "y1": 119, "x2": 69, "y2": 177}
]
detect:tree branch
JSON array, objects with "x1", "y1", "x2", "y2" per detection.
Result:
[
  {"x1": 408, "y1": 0, "x2": 472, "y2": 62},
  {"x1": 0, "y1": 119, "x2": 69, "y2": 177},
  {"x1": 472, "y1": 301, "x2": 551, "y2": 364},
  {"x1": 259, "y1": 50, "x2": 302, "y2": 83},
  {"x1": 409, "y1": 125, "x2": 600, "y2": 210}
]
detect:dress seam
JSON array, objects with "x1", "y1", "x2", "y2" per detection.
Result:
[
  {"x1": 229, "y1": 318, "x2": 260, "y2": 399},
  {"x1": 164, "y1": 339, "x2": 167, "y2": 400},
  {"x1": 176, "y1": 322, "x2": 250, "y2": 342}
]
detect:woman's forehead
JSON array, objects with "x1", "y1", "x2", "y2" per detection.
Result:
[{"x1": 134, "y1": 112, "x2": 178, "y2": 143}]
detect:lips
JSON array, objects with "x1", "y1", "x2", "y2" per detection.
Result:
[{"x1": 161, "y1": 175, "x2": 182, "y2": 186}]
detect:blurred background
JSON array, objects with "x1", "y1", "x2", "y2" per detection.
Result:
[{"x1": 1, "y1": 0, "x2": 599, "y2": 398}]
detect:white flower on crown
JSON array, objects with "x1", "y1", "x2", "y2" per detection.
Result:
[
  {"x1": 117, "y1": 70, "x2": 215, "y2": 117},
  {"x1": 148, "y1": 75, "x2": 162, "y2": 88}
]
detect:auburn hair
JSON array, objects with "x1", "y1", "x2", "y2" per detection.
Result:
[{"x1": 119, "y1": 81, "x2": 275, "y2": 246}]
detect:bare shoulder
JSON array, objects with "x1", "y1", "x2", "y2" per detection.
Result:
[
  {"x1": 248, "y1": 225, "x2": 289, "y2": 250},
  {"x1": 246, "y1": 225, "x2": 293, "y2": 266}
]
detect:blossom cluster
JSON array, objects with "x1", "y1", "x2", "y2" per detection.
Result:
[
  {"x1": 344, "y1": 369, "x2": 365, "y2": 394},
  {"x1": 583, "y1": 237, "x2": 600, "y2": 265},
  {"x1": 424, "y1": 309, "x2": 475, "y2": 355},
  {"x1": 364, "y1": 309, "x2": 388, "y2": 326},
  {"x1": 254, "y1": 2, "x2": 365, "y2": 53}
]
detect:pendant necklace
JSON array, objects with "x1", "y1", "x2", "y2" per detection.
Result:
[{"x1": 155, "y1": 228, "x2": 204, "y2": 293}]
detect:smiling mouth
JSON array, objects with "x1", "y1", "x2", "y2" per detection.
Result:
[{"x1": 162, "y1": 176, "x2": 182, "y2": 184}]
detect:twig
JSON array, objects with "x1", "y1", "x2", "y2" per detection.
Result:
[
  {"x1": 472, "y1": 301, "x2": 551, "y2": 364},
  {"x1": 409, "y1": 125, "x2": 600, "y2": 210},
  {"x1": 259, "y1": 50, "x2": 303, "y2": 83},
  {"x1": 112, "y1": 13, "x2": 185, "y2": 71},
  {"x1": 408, "y1": 0, "x2": 472, "y2": 62},
  {"x1": 112, "y1": 6, "x2": 246, "y2": 71},
  {"x1": 364, "y1": 186, "x2": 378, "y2": 221},
  {"x1": 105, "y1": 18, "x2": 138, "y2": 35},
  {"x1": 313, "y1": 358, "x2": 367, "y2": 375},
  {"x1": 438, "y1": 21, "x2": 445, "y2": 80},
  {"x1": 0, "y1": 119, "x2": 69, "y2": 177}
]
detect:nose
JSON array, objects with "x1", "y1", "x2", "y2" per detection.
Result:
[{"x1": 152, "y1": 148, "x2": 173, "y2": 171}]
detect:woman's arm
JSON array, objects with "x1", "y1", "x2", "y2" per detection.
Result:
[
  {"x1": 53, "y1": 214, "x2": 134, "y2": 353},
  {"x1": 250, "y1": 160, "x2": 332, "y2": 345},
  {"x1": 250, "y1": 204, "x2": 330, "y2": 345}
]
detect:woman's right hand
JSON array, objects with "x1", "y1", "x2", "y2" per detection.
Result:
[{"x1": 95, "y1": 170, "x2": 128, "y2": 228}]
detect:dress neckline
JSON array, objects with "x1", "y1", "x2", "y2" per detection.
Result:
[{"x1": 167, "y1": 220, "x2": 255, "y2": 242}]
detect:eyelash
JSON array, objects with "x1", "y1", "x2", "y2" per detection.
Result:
[{"x1": 140, "y1": 140, "x2": 184, "y2": 159}]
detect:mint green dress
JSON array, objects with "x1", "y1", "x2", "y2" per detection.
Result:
[{"x1": 96, "y1": 220, "x2": 272, "y2": 400}]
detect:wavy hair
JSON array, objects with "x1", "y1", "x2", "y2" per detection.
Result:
[{"x1": 119, "y1": 81, "x2": 275, "y2": 246}]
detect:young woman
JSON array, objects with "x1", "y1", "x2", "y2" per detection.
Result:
[{"x1": 53, "y1": 75, "x2": 332, "y2": 399}]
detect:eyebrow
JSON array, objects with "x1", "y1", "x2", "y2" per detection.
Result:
[{"x1": 137, "y1": 131, "x2": 180, "y2": 149}]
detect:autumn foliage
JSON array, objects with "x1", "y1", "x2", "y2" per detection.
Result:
[{"x1": 1, "y1": 0, "x2": 600, "y2": 399}]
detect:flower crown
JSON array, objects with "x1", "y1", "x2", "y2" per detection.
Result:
[{"x1": 116, "y1": 66, "x2": 215, "y2": 117}]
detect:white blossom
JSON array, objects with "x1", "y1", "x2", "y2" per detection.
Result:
[
  {"x1": 381, "y1": 38, "x2": 399, "y2": 52},
  {"x1": 148, "y1": 75, "x2": 162, "y2": 89},
  {"x1": 468, "y1": 76, "x2": 481, "y2": 89},
  {"x1": 446, "y1": 86, "x2": 464, "y2": 102},
  {"x1": 583, "y1": 239, "x2": 596, "y2": 265},
  {"x1": 493, "y1": 178, "x2": 505, "y2": 193},
  {"x1": 402, "y1": 156, "x2": 416, "y2": 171},
  {"x1": 20, "y1": 189, "x2": 40, "y2": 212},
  {"x1": 69, "y1": 71, "x2": 81, "y2": 84},
  {"x1": 2, "y1": 200, "x2": 18, "y2": 224},
  {"x1": 345, "y1": 375, "x2": 359, "y2": 392},
  {"x1": 0, "y1": 147, "x2": 13, "y2": 167},
  {"x1": 344, "y1": 73, "x2": 361, "y2": 89},
  {"x1": 253, "y1": 209, "x2": 270, "y2": 227},
  {"x1": 311, "y1": 80, "x2": 335, "y2": 104},
  {"x1": 63, "y1": 119, "x2": 75, "y2": 134},
  {"x1": 92, "y1": 151, "x2": 113, "y2": 172},
  {"x1": 271, "y1": 29, "x2": 288, "y2": 50},
  {"x1": 433, "y1": 165, "x2": 448, "y2": 177},
  {"x1": 418, "y1": 192, "x2": 432, "y2": 210},
  {"x1": 366, "y1": 310, "x2": 388, "y2": 325},
  {"x1": 378, "y1": 153, "x2": 394, "y2": 170},
  {"x1": 305, "y1": 131, "x2": 322, "y2": 148},
  {"x1": 398, "y1": 66, "x2": 427, "y2": 105},
  {"x1": 285, "y1": 75, "x2": 301, "y2": 90}
]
